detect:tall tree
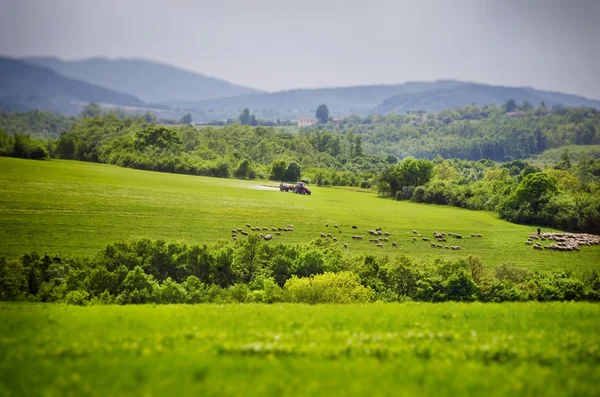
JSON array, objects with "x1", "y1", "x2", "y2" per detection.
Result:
[
  {"x1": 316, "y1": 104, "x2": 329, "y2": 124},
  {"x1": 239, "y1": 109, "x2": 250, "y2": 125},
  {"x1": 180, "y1": 114, "x2": 192, "y2": 124},
  {"x1": 504, "y1": 99, "x2": 517, "y2": 113},
  {"x1": 353, "y1": 135, "x2": 363, "y2": 158}
]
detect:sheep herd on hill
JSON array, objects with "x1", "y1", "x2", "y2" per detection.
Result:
[
  {"x1": 231, "y1": 224, "x2": 295, "y2": 241},
  {"x1": 526, "y1": 232, "x2": 600, "y2": 252},
  {"x1": 228, "y1": 223, "x2": 501, "y2": 252}
]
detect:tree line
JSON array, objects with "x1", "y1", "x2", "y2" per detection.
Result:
[
  {"x1": 377, "y1": 155, "x2": 600, "y2": 234},
  {"x1": 1, "y1": 237, "x2": 599, "y2": 305}
]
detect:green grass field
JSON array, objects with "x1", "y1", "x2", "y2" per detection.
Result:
[
  {"x1": 0, "y1": 157, "x2": 598, "y2": 271},
  {"x1": 1, "y1": 302, "x2": 598, "y2": 396}
]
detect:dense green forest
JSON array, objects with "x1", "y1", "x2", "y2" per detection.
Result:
[
  {"x1": 327, "y1": 101, "x2": 600, "y2": 160},
  {"x1": 1, "y1": 237, "x2": 599, "y2": 305},
  {"x1": 1, "y1": 103, "x2": 599, "y2": 233}
]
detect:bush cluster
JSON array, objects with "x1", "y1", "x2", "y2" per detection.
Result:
[{"x1": 1, "y1": 238, "x2": 598, "y2": 305}]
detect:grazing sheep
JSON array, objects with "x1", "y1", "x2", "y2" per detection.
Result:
[
  {"x1": 333, "y1": 238, "x2": 338, "y2": 242},
  {"x1": 455, "y1": 234, "x2": 462, "y2": 239},
  {"x1": 392, "y1": 242, "x2": 397, "y2": 247},
  {"x1": 334, "y1": 225, "x2": 339, "y2": 228},
  {"x1": 533, "y1": 245, "x2": 543, "y2": 251},
  {"x1": 413, "y1": 230, "x2": 418, "y2": 234},
  {"x1": 376, "y1": 227, "x2": 381, "y2": 231},
  {"x1": 422, "y1": 237, "x2": 430, "y2": 241},
  {"x1": 382, "y1": 238, "x2": 389, "y2": 242},
  {"x1": 344, "y1": 243, "x2": 348, "y2": 248},
  {"x1": 264, "y1": 234, "x2": 273, "y2": 241},
  {"x1": 320, "y1": 233, "x2": 326, "y2": 238},
  {"x1": 246, "y1": 224, "x2": 251, "y2": 228},
  {"x1": 259, "y1": 233, "x2": 264, "y2": 238},
  {"x1": 377, "y1": 244, "x2": 384, "y2": 248},
  {"x1": 232, "y1": 229, "x2": 237, "y2": 234},
  {"x1": 376, "y1": 231, "x2": 383, "y2": 236},
  {"x1": 352, "y1": 225, "x2": 358, "y2": 229},
  {"x1": 412, "y1": 237, "x2": 417, "y2": 242},
  {"x1": 275, "y1": 232, "x2": 281, "y2": 236},
  {"x1": 271, "y1": 227, "x2": 277, "y2": 232},
  {"x1": 287, "y1": 224, "x2": 294, "y2": 228},
  {"x1": 326, "y1": 224, "x2": 329, "y2": 227},
  {"x1": 241, "y1": 231, "x2": 249, "y2": 236},
  {"x1": 431, "y1": 243, "x2": 437, "y2": 248},
  {"x1": 326, "y1": 233, "x2": 333, "y2": 238},
  {"x1": 384, "y1": 232, "x2": 390, "y2": 236},
  {"x1": 445, "y1": 246, "x2": 449, "y2": 250},
  {"x1": 237, "y1": 228, "x2": 243, "y2": 232},
  {"x1": 232, "y1": 236, "x2": 237, "y2": 240}
]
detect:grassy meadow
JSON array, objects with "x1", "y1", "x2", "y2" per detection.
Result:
[
  {"x1": 0, "y1": 157, "x2": 598, "y2": 271},
  {"x1": 1, "y1": 302, "x2": 599, "y2": 396}
]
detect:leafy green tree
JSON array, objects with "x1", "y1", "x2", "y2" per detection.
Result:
[
  {"x1": 180, "y1": 114, "x2": 192, "y2": 124},
  {"x1": 239, "y1": 109, "x2": 250, "y2": 125},
  {"x1": 270, "y1": 160, "x2": 287, "y2": 181},
  {"x1": 353, "y1": 135, "x2": 363, "y2": 158},
  {"x1": 285, "y1": 162, "x2": 301, "y2": 181},
  {"x1": 521, "y1": 100, "x2": 533, "y2": 111},
  {"x1": 134, "y1": 126, "x2": 182, "y2": 151},
  {"x1": 504, "y1": 99, "x2": 517, "y2": 113},
  {"x1": 316, "y1": 104, "x2": 329, "y2": 124},
  {"x1": 80, "y1": 103, "x2": 103, "y2": 118},
  {"x1": 234, "y1": 159, "x2": 254, "y2": 179}
]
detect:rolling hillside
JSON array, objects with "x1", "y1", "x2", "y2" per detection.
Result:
[
  {"x1": 378, "y1": 83, "x2": 600, "y2": 114},
  {"x1": 170, "y1": 80, "x2": 600, "y2": 120},
  {"x1": 1, "y1": 157, "x2": 598, "y2": 271},
  {"x1": 0, "y1": 57, "x2": 146, "y2": 115},
  {"x1": 24, "y1": 57, "x2": 264, "y2": 103}
]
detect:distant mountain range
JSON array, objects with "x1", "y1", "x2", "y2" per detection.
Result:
[
  {"x1": 23, "y1": 57, "x2": 263, "y2": 103},
  {"x1": 378, "y1": 83, "x2": 600, "y2": 114},
  {"x1": 0, "y1": 57, "x2": 145, "y2": 114},
  {"x1": 1, "y1": 56, "x2": 598, "y2": 120},
  {"x1": 169, "y1": 80, "x2": 600, "y2": 120}
]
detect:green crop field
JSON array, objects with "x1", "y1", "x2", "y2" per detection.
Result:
[
  {"x1": 0, "y1": 157, "x2": 598, "y2": 271},
  {"x1": 1, "y1": 302, "x2": 599, "y2": 396}
]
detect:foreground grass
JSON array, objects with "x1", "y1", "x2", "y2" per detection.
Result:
[
  {"x1": 0, "y1": 302, "x2": 598, "y2": 396},
  {"x1": 0, "y1": 157, "x2": 599, "y2": 271}
]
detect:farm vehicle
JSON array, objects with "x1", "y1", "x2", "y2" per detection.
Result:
[{"x1": 279, "y1": 182, "x2": 311, "y2": 195}]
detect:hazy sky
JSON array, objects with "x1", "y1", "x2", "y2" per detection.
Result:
[{"x1": 1, "y1": 0, "x2": 599, "y2": 98}]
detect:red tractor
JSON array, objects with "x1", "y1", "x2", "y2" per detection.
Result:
[{"x1": 293, "y1": 182, "x2": 311, "y2": 195}]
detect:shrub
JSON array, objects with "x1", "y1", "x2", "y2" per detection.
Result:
[
  {"x1": 413, "y1": 186, "x2": 426, "y2": 202},
  {"x1": 284, "y1": 272, "x2": 375, "y2": 304},
  {"x1": 65, "y1": 290, "x2": 89, "y2": 305},
  {"x1": 158, "y1": 277, "x2": 188, "y2": 303},
  {"x1": 228, "y1": 283, "x2": 251, "y2": 303}
]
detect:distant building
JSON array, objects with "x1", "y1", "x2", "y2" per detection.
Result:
[
  {"x1": 506, "y1": 111, "x2": 523, "y2": 117},
  {"x1": 297, "y1": 117, "x2": 316, "y2": 127}
]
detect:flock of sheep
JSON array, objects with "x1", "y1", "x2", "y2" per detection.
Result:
[
  {"x1": 229, "y1": 222, "x2": 489, "y2": 252},
  {"x1": 229, "y1": 223, "x2": 599, "y2": 255},
  {"x1": 527, "y1": 232, "x2": 600, "y2": 252},
  {"x1": 231, "y1": 223, "x2": 295, "y2": 241}
]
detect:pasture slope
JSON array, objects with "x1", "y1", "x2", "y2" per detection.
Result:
[
  {"x1": 0, "y1": 157, "x2": 598, "y2": 271},
  {"x1": 1, "y1": 303, "x2": 599, "y2": 396}
]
